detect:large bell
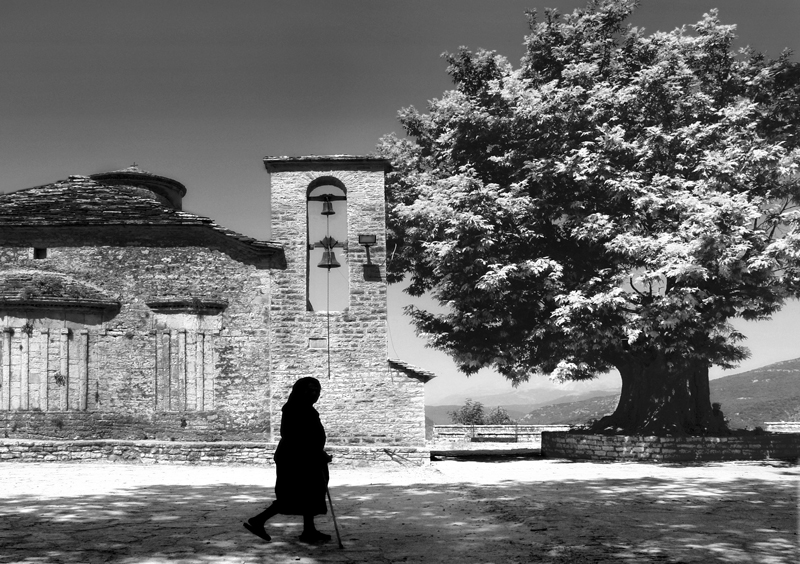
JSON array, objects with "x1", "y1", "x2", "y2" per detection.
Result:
[
  {"x1": 318, "y1": 249, "x2": 341, "y2": 269},
  {"x1": 321, "y1": 199, "x2": 335, "y2": 215}
]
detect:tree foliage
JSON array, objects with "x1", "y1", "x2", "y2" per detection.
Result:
[
  {"x1": 448, "y1": 399, "x2": 514, "y2": 425},
  {"x1": 380, "y1": 0, "x2": 800, "y2": 434},
  {"x1": 448, "y1": 399, "x2": 486, "y2": 425},
  {"x1": 485, "y1": 406, "x2": 515, "y2": 425}
]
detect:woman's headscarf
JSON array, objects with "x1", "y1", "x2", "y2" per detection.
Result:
[{"x1": 283, "y1": 377, "x2": 321, "y2": 411}]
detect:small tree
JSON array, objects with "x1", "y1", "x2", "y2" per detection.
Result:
[
  {"x1": 485, "y1": 406, "x2": 514, "y2": 425},
  {"x1": 448, "y1": 399, "x2": 486, "y2": 425},
  {"x1": 380, "y1": 0, "x2": 800, "y2": 435}
]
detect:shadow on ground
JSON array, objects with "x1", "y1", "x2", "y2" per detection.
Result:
[
  {"x1": 460, "y1": 461, "x2": 798, "y2": 563},
  {"x1": 0, "y1": 461, "x2": 796, "y2": 563}
]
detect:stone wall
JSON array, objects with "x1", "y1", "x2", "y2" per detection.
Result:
[
  {"x1": 267, "y1": 159, "x2": 426, "y2": 446},
  {"x1": 764, "y1": 422, "x2": 800, "y2": 433},
  {"x1": 0, "y1": 439, "x2": 429, "y2": 466},
  {"x1": 0, "y1": 159, "x2": 428, "y2": 447},
  {"x1": 433, "y1": 424, "x2": 571, "y2": 443},
  {"x1": 0, "y1": 245, "x2": 273, "y2": 441},
  {"x1": 542, "y1": 432, "x2": 800, "y2": 462},
  {"x1": 0, "y1": 410, "x2": 235, "y2": 441}
]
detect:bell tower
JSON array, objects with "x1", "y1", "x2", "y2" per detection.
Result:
[{"x1": 265, "y1": 155, "x2": 392, "y2": 442}]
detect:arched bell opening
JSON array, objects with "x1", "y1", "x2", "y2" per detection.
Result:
[{"x1": 307, "y1": 180, "x2": 348, "y2": 312}]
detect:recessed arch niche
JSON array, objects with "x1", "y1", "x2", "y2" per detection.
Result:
[{"x1": 307, "y1": 177, "x2": 348, "y2": 312}]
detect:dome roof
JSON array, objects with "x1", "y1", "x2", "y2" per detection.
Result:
[
  {"x1": 0, "y1": 175, "x2": 284, "y2": 268},
  {"x1": 89, "y1": 165, "x2": 187, "y2": 210},
  {"x1": 0, "y1": 270, "x2": 120, "y2": 312}
]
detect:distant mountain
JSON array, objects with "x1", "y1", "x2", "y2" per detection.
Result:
[
  {"x1": 431, "y1": 385, "x2": 617, "y2": 409},
  {"x1": 425, "y1": 405, "x2": 530, "y2": 425},
  {"x1": 425, "y1": 388, "x2": 619, "y2": 425},
  {"x1": 708, "y1": 357, "x2": 800, "y2": 428},
  {"x1": 425, "y1": 405, "x2": 464, "y2": 425},
  {"x1": 518, "y1": 394, "x2": 618, "y2": 425},
  {"x1": 517, "y1": 358, "x2": 800, "y2": 429}
]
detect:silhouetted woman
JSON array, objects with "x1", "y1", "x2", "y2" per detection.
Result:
[{"x1": 244, "y1": 377, "x2": 332, "y2": 543}]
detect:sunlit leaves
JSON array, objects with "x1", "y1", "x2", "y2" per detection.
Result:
[{"x1": 378, "y1": 0, "x2": 800, "y2": 384}]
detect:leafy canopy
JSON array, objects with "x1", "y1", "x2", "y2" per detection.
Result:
[
  {"x1": 448, "y1": 399, "x2": 514, "y2": 425},
  {"x1": 380, "y1": 0, "x2": 800, "y2": 384},
  {"x1": 448, "y1": 399, "x2": 486, "y2": 425}
]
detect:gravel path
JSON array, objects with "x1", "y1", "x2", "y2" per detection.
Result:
[{"x1": 0, "y1": 458, "x2": 797, "y2": 563}]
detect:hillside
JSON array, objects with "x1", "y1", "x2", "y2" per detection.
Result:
[
  {"x1": 425, "y1": 388, "x2": 619, "y2": 425},
  {"x1": 518, "y1": 358, "x2": 800, "y2": 429},
  {"x1": 519, "y1": 394, "x2": 619, "y2": 425},
  {"x1": 708, "y1": 357, "x2": 800, "y2": 428},
  {"x1": 425, "y1": 405, "x2": 529, "y2": 425}
]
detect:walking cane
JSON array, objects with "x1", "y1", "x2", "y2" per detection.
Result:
[{"x1": 326, "y1": 487, "x2": 344, "y2": 549}]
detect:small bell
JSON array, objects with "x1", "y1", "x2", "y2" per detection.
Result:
[
  {"x1": 318, "y1": 249, "x2": 341, "y2": 269},
  {"x1": 321, "y1": 199, "x2": 335, "y2": 215}
]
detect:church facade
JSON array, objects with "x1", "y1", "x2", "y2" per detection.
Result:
[{"x1": 0, "y1": 156, "x2": 432, "y2": 445}]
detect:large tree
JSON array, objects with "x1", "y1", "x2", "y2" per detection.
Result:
[{"x1": 379, "y1": 0, "x2": 800, "y2": 435}]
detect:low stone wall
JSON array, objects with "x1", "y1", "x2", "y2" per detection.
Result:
[
  {"x1": 541, "y1": 432, "x2": 800, "y2": 462},
  {"x1": 764, "y1": 422, "x2": 800, "y2": 433},
  {"x1": 0, "y1": 410, "x2": 263, "y2": 442},
  {"x1": 433, "y1": 424, "x2": 571, "y2": 443},
  {"x1": 0, "y1": 439, "x2": 429, "y2": 466}
]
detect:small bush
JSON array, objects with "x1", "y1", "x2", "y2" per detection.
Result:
[{"x1": 449, "y1": 400, "x2": 514, "y2": 425}]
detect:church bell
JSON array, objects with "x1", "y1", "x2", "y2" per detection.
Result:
[
  {"x1": 318, "y1": 249, "x2": 341, "y2": 269},
  {"x1": 321, "y1": 198, "x2": 335, "y2": 215}
]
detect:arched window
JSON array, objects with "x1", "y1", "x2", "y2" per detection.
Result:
[{"x1": 307, "y1": 178, "x2": 348, "y2": 311}]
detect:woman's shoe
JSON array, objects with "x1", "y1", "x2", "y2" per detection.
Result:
[{"x1": 243, "y1": 521, "x2": 271, "y2": 542}]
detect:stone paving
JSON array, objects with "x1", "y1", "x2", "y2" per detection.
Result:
[{"x1": 0, "y1": 458, "x2": 797, "y2": 563}]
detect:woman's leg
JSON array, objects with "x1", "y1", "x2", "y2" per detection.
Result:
[
  {"x1": 243, "y1": 501, "x2": 279, "y2": 541},
  {"x1": 300, "y1": 515, "x2": 331, "y2": 543},
  {"x1": 249, "y1": 501, "x2": 279, "y2": 526}
]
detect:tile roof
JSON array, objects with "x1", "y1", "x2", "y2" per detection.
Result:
[
  {"x1": 0, "y1": 175, "x2": 284, "y2": 267},
  {"x1": 388, "y1": 358, "x2": 438, "y2": 382},
  {"x1": 263, "y1": 155, "x2": 392, "y2": 173},
  {"x1": 0, "y1": 270, "x2": 120, "y2": 311},
  {"x1": 89, "y1": 166, "x2": 187, "y2": 208}
]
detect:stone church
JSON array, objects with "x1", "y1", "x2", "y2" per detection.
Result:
[{"x1": 0, "y1": 156, "x2": 433, "y2": 446}]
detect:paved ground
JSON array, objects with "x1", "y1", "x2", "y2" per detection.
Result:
[{"x1": 0, "y1": 457, "x2": 797, "y2": 563}]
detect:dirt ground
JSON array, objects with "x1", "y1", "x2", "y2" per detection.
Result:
[{"x1": 0, "y1": 457, "x2": 797, "y2": 563}]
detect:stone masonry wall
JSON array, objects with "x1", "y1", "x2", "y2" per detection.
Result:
[
  {"x1": 0, "y1": 245, "x2": 272, "y2": 441},
  {"x1": 269, "y1": 162, "x2": 426, "y2": 446},
  {"x1": 0, "y1": 439, "x2": 430, "y2": 466},
  {"x1": 765, "y1": 422, "x2": 800, "y2": 433},
  {"x1": 542, "y1": 432, "x2": 800, "y2": 462},
  {"x1": 433, "y1": 424, "x2": 572, "y2": 443}
]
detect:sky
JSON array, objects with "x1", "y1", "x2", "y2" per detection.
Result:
[{"x1": 2, "y1": 0, "x2": 799, "y2": 405}]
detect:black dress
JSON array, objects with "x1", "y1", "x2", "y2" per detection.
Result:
[{"x1": 273, "y1": 401, "x2": 329, "y2": 516}]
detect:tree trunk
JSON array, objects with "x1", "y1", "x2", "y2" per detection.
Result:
[{"x1": 591, "y1": 353, "x2": 716, "y2": 436}]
